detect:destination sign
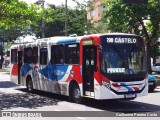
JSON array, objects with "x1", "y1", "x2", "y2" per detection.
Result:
[
  {"x1": 82, "y1": 40, "x2": 94, "y2": 45},
  {"x1": 106, "y1": 37, "x2": 137, "y2": 44}
]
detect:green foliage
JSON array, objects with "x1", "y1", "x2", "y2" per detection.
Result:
[
  {"x1": 4, "y1": 41, "x2": 14, "y2": 53},
  {"x1": 32, "y1": 4, "x2": 87, "y2": 37},
  {"x1": 0, "y1": 0, "x2": 41, "y2": 30},
  {"x1": 0, "y1": 0, "x2": 55, "y2": 40},
  {"x1": 0, "y1": 0, "x2": 40, "y2": 42},
  {"x1": 102, "y1": 0, "x2": 160, "y2": 40},
  {"x1": 67, "y1": 6, "x2": 87, "y2": 36},
  {"x1": 0, "y1": 0, "x2": 86, "y2": 39}
]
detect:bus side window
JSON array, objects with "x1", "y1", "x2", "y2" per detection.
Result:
[
  {"x1": 33, "y1": 47, "x2": 38, "y2": 64},
  {"x1": 51, "y1": 45, "x2": 64, "y2": 64},
  {"x1": 59, "y1": 45, "x2": 64, "y2": 64},
  {"x1": 11, "y1": 49, "x2": 17, "y2": 64},
  {"x1": 65, "y1": 43, "x2": 79, "y2": 64},
  {"x1": 40, "y1": 48, "x2": 48, "y2": 65},
  {"x1": 24, "y1": 47, "x2": 32, "y2": 64}
]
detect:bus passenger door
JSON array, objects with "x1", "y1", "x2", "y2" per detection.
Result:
[
  {"x1": 39, "y1": 48, "x2": 48, "y2": 91},
  {"x1": 82, "y1": 46, "x2": 97, "y2": 97},
  {"x1": 18, "y1": 51, "x2": 23, "y2": 84}
]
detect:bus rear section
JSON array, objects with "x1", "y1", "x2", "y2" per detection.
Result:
[{"x1": 10, "y1": 45, "x2": 23, "y2": 85}]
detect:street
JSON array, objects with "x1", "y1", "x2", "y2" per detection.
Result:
[{"x1": 0, "y1": 71, "x2": 160, "y2": 120}]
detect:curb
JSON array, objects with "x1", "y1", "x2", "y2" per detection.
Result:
[
  {"x1": 0, "y1": 71, "x2": 10, "y2": 74},
  {"x1": 0, "y1": 69, "x2": 10, "y2": 75},
  {"x1": 156, "y1": 86, "x2": 160, "y2": 89}
]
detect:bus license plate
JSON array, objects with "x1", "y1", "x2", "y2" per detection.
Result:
[
  {"x1": 149, "y1": 83, "x2": 153, "y2": 85},
  {"x1": 125, "y1": 94, "x2": 136, "y2": 98}
]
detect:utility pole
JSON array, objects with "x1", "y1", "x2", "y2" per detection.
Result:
[
  {"x1": 65, "y1": 0, "x2": 68, "y2": 36},
  {"x1": 41, "y1": 0, "x2": 45, "y2": 38},
  {"x1": 35, "y1": 0, "x2": 45, "y2": 38}
]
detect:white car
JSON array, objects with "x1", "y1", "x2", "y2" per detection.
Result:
[{"x1": 151, "y1": 63, "x2": 160, "y2": 72}]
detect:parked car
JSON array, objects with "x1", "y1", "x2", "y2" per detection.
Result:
[
  {"x1": 151, "y1": 63, "x2": 160, "y2": 73},
  {"x1": 148, "y1": 74, "x2": 158, "y2": 92}
]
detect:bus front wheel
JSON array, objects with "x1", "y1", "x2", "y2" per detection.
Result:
[
  {"x1": 71, "y1": 83, "x2": 82, "y2": 103},
  {"x1": 26, "y1": 77, "x2": 33, "y2": 92}
]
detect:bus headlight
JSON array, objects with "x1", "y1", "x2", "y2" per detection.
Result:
[
  {"x1": 102, "y1": 81, "x2": 110, "y2": 89},
  {"x1": 139, "y1": 84, "x2": 144, "y2": 89}
]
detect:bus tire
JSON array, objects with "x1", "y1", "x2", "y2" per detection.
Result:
[
  {"x1": 70, "y1": 83, "x2": 82, "y2": 103},
  {"x1": 26, "y1": 77, "x2": 33, "y2": 92}
]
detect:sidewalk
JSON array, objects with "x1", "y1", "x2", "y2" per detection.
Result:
[
  {"x1": 0, "y1": 68, "x2": 18, "y2": 89},
  {"x1": 0, "y1": 68, "x2": 10, "y2": 81},
  {"x1": 0, "y1": 68, "x2": 10, "y2": 74}
]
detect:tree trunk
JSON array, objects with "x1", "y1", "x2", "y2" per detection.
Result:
[{"x1": 0, "y1": 50, "x2": 4, "y2": 69}]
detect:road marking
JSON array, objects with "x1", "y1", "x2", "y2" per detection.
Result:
[
  {"x1": 67, "y1": 104, "x2": 85, "y2": 110},
  {"x1": 76, "y1": 117, "x2": 86, "y2": 120},
  {"x1": 54, "y1": 109, "x2": 61, "y2": 111}
]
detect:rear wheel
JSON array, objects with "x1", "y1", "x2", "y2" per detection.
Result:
[
  {"x1": 26, "y1": 77, "x2": 33, "y2": 92},
  {"x1": 70, "y1": 83, "x2": 82, "y2": 103}
]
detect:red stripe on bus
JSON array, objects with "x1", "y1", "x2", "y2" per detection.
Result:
[
  {"x1": 11, "y1": 64, "x2": 18, "y2": 76},
  {"x1": 133, "y1": 87, "x2": 140, "y2": 91}
]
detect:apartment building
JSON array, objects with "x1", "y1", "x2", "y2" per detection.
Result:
[
  {"x1": 87, "y1": 0, "x2": 104, "y2": 23},
  {"x1": 87, "y1": 0, "x2": 108, "y2": 34}
]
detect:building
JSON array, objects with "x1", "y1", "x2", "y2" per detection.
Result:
[
  {"x1": 87, "y1": 0, "x2": 108, "y2": 34},
  {"x1": 87, "y1": 0, "x2": 104, "y2": 23}
]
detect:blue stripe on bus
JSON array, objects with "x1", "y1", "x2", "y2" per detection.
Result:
[
  {"x1": 38, "y1": 61, "x2": 69, "y2": 81},
  {"x1": 21, "y1": 64, "x2": 33, "y2": 76},
  {"x1": 120, "y1": 83, "x2": 133, "y2": 92}
]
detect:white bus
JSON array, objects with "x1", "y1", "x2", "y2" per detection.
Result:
[{"x1": 10, "y1": 33, "x2": 148, "y2": 103}]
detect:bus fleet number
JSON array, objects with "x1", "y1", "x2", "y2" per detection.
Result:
[{"x1": 107, "y1": 38, "x2": 114, "y2": 43}]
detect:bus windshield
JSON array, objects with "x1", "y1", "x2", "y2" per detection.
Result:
[{"x1": 100, "y1": 35, "x2": 147, "y2": 77}]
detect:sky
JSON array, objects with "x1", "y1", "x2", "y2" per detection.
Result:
[{"x1": 21, "y1": 0, "x2": 88, "y2": 7}]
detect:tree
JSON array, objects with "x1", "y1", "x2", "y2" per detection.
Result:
[
  {"x1": 0, "y1": 0, "x2": 45, "y2": 42},
  {"x1": 68, "y1": 5, "x2": 87, "y2": 36},
  {"x1": 32, "y1": 4, "x2": 87, "y2": 37},
  {"x1": 0, "y1": 0, "x2": 41, "y2": 30},
  {"x1": 102, "y1": 0, "x2": 160, "y2": 72},
  {"x1": 0, "y1": 0, "x2": 43, "y2": 69}
]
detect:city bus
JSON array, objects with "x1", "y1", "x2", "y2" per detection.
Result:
[{"x1": 10, "y1": 33, "x2": 148, "y2": 103}]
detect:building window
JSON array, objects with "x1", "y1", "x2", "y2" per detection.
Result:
[
  {"x1": 98, "y1": 6, "x2": 103, "y2": 15},
  {"x1": 33, "y1": 47, "x2": 38, "y2": 64},
  {"x1": 90, "y1": 9, "x2": 94, "y2": 17},
  {"x1": 11, "y1": 49, "x2": 17, "y2": 64},
  {"x1": 51, "y1": 45, "x2": 64, "y2": 64},
  {"x1": 24, "y1": 48, "x2": 32, "y2": 64},
  {"x1": 40, "y1": 48, "x2": 48, "y2": 65},
  {"x1": 65, "y1": 43, "x2": 80, "y2": 64}
]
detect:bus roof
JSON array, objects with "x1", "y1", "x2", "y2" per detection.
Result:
[
  {"x1": 10, "y1": 44, "x2": 18, "y2": 49},
  {"x1": 10, "y1": 44, "x2": 25, "y2": 49},
  {"x1": 84, "y1": 33, "x2": 141, "y2": 37},
  {"x1": 10, "y1": 33, "x2": 141, "y2": 49},
  {"x1": 47, "y1": 36, "x2": 81, "y2": 44}
]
